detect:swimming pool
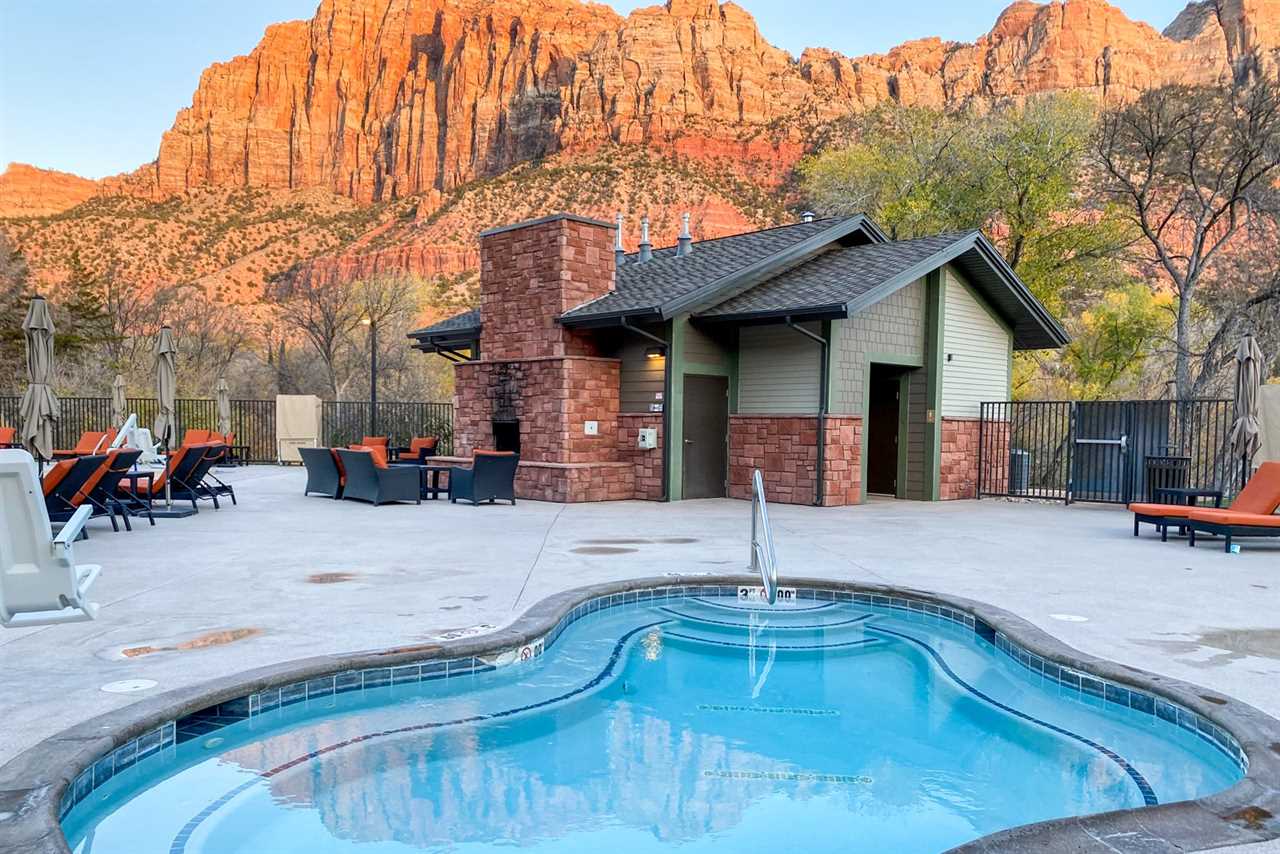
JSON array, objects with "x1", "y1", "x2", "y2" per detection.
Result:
[{"x1": 60, "y1": 587, "x2": 1246, "y2": 854}]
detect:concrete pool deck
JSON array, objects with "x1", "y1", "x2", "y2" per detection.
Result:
[{"x1": 3, "y1": 466, "x2": 1279, "y2": 828}]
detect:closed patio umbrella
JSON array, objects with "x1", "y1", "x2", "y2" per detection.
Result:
[
  {"x1": 153, "y1": 326, "x2": 178, "y2": 451},
  {"x1": 215, "y1": 377, "x2": 231, "y2": 436},
  {"x1": 19, "y1": 295, "x2": 59, "y2": 462},
  {"x1": 1229, "y1": 333, "x2": 1265, "y2": 488},
  {"x1": 111, "y1": 373, "x2": 127, "y2": 426}
]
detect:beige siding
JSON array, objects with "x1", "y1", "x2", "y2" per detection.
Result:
[
  {"x1": 684, "y1": 323, "x2": 732, "y2": 371},
  {"x1": 737, "y1": 323, "x2": 820, "y2": 414},
  {"x1": 940, "y1": 266, "x2": 1011, "y2": 418},
  {"x1": 618, "y1": 338, "x2": 665, "y2": 413},
  {"x1": 829, "y1": 279, "x2": 926, "y2": 414}
]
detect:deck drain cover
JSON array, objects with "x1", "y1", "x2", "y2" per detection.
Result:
[
  {"x1": 1049, "y1": 613, "x2": 1089, "y2": 623},
  {"x1": 100, "y1": 679, "x2": 158, "y2": 694}
]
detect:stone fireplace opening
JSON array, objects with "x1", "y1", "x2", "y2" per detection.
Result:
[{"x1": 492, "y1": 420, "x2": 521, "y2": 455}]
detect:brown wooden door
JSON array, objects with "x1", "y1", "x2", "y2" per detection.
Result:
[
  {"x1": 682, "y1": 375, "x2": 728, "y2": 499},
  {"x1": 866, "y1": 367, "x2": 901, "y2": 495}
]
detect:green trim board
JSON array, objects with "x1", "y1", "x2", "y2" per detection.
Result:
[
  {"x1": 667, "y1": 315, "x2": 736, "y2": 501},
  {"x1": 923, "y1": 268, "x2": 945, "y2": 502}
]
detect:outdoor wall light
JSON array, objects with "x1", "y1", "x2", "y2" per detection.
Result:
[{"x1": 645, "y1": 346, "x2": 665, "y2": 360}]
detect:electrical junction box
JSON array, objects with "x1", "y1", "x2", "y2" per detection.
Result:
[{"x1": 637, "y1": 428, "x2": 658, "y2": 450}]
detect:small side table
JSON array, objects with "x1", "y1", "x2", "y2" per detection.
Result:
[
  {"x1": 1153, "y1": 487, "x2": 1224, "y2": 508},
  {"x1": 117, "y1": 471, "x2": 157, "y2": 526},
  {"x1": 420, "y1": 465, "x2": 454, "y2": 500}
]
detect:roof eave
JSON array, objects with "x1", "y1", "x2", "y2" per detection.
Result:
[
  {"x1": 693, "y1": 304, "x2": 850, "y2": 325},
  {"x1": 556, "y1": 307, "x2": 664, "y2": 329}
]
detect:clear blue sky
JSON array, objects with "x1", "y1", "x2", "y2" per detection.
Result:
[{"x1": 0, "y1": 0, "x2": 1185, "y2": 179}]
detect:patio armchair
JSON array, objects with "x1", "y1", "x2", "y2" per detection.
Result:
[
  {"x1": 396, "y1": 436, "x2": 440, "y2": 463},
  {"x1": 1131, "y1": 461, "x2": 1280, "y2": 544},
  {"x1": 0, "y1": 426, "x2": 17, "y2": 448},
  {"x1": 335, "y1": 448, "x2": 420, "y2": 506},
  {"x1": 300, "y1": 446, "x2": 343, "y2": 498},
  {"x1": 361, "y1": 436, "x2": 390, "y2": 449},
  {"x1": 449, "y1": 451, "x2": 518, "y2": 506},
  {"x1": 0, "y1": 449, "x2": 102, "y2": 627}
]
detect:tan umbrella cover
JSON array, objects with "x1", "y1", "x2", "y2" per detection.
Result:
[
  {"x1": 111, "y1": 373, "x2": 128, "y2": 426},
  {"x1": 215, "y1": 377, "x2": 231, "y2": 436},
  {"x1": 19, "y1": 296, "x2": 60, "y2": 460},
  {"x1": 153, "y1": 326, "x2": 178, "y2": 449},
  {"x1": 1229, "y1": 334, "x2": 1265, "y2": 473}
]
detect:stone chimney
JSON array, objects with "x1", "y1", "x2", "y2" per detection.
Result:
[
  {"x1": 477, "y1": 213, "x2": 615, "y2": 361},
  {"x1": 638, "y1": 216, "x2": 653, "y2": 263},
  {"x1": 676, "y1": 212, "x2": 693, "y2": 256}
]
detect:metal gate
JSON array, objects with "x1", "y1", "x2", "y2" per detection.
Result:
[{"x1": 977, "y1": 399, "x2": 1238, "y2": 504}]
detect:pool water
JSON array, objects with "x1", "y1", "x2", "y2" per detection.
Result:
[{"x1": 64, "y1": 596, "x2": 1242, "y2": 854}]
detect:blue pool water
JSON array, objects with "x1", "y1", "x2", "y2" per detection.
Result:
[{"x1": 64, "y1": 595, "x2": 1242, "y2": 853}]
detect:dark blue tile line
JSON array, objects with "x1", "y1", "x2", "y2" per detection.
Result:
[
  {"x1": 168, "y1": 619, "x2": 672, "y2": 854},
  {"x1": 659, "y1": 607, "x2": 874, "y2": 631},
  {"x1": 665, "y1": 631, "x2": 881, "y2": 652},
  {"x1": 866, "y1": 623, "x2": 1159, "y2": 807},
  {"x1": 689, "y1": 597, "x2": 838, "y2": 614}
]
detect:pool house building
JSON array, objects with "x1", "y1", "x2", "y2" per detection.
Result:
[{"x1": 410, "y1": 213, "x2": 1067, "y2": 506}]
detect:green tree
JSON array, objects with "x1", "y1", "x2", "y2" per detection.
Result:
[{"x1": 800, "y1": 95, "x2": 1140, "y2": 396}]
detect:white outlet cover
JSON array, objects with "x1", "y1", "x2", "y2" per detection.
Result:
[{"x1": 584, "y1": 420, "x2": 599, "y2": 435}]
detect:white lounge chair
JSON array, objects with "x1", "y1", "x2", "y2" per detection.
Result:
[{"x1": 0, "y1": 449, "x2": 102, "y2": 627}]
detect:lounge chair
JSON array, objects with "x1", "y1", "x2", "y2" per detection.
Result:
[
  {"x1": 116, "y1": 443, "x2": 207, "y2": 512},
  {"x1": 167, "y1": 443, "x2": 233, "y2": 509},
  {"x1": 300, "y1": 447, "x2": 343, "y2": 498},
  {"x1": 0, "y1": 427, "x2": 16, "y2": 448},
  {"x1": 1131, "y1": 461, "x2": 1280, "y2": 542},
  {"x1": 86, "y1": 449, "x2": 149, "y2": 531},
  {"x1": 181, "y1": 429, "x2": 213, "y2": 446},
  {"x1": 335, "y1": 448, "x2": 420, "y2": 506},
  {"x1": 396, "y1": 436, "x2": 439, "y2": 463},
  {"x1": 1182, "y1": 462, "x2": 1280, "y2": 551},
  {"x1": 449, "y1": 451, "x2": 518, "y2": 506},
  {"x1": 44, "y1": 454, "x2": 111, "y2": 537},
  {"x1": 51, "y1": 431, "x2": 110, "y2": 460},
  {"x1": 0, "y1": 449, "x2": 102, "y2": 627}
]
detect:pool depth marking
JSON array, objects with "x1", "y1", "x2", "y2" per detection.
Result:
[
  {"x1": 866, "y1": 622, "x2": 1159, "y2": 807},
  {"x1": 659, "y1": 606, "x2": 875, "y2": 630},
  {"x1": 168, "y1": 619, "x2": 673, "y2": 854},
  {"x1": 689, "y1": 598, "x2": 838, "y2": 614}
]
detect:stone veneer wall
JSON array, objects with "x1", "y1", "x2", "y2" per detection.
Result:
[
  {"x1": 728, "y1": 415, "x2": 862, "y2": 506},
  {"x1": 617, "y1": 413, "x2": 664, "y2": 500},
  {"x1": 940, "y1": 417, "x2": 981, "y2": 500}
]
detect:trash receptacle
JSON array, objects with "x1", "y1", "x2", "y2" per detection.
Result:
[
  {"x1": 1009, "y1": 449, "x2": 1031, "y2": 495},
  {"x1": 1144, "y1": 454, "x2": 1190, "y2": 501}
]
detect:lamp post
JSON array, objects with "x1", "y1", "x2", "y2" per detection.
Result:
[{"x1": 362, "y1": 316, "x2": 378, "y2": 437}]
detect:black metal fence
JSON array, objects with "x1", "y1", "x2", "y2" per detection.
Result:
[
  {"x1": 978, "y1": 399, "x2": 1240, "y2": 504},
  {"x1": 3, "y1": 396, "x2": 282, "y2": 464},
  {"x1": 321, "y1": 401, "x2": 454, "y2": 454}
]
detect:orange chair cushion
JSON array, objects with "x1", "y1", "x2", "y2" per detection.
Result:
[
  {"x1": 0, "y1": 426, "x2": 15, "y2": 444},
  {"x1": 1128, "y1": 502, "x2": 1194, "y2": 519},
  {"x1": 474, "y1": 449, "x2": 514, "y2": 458},
  {"x1": 54, "y1": 431, "x2": 107, "y2": 456},
  {"x1": 72, "y1": 456, "x2": 113, "y2": 506},
  {"x1": 42, "y1": 459, "x2": 76, "y2": 496},
  {"x1": 182, "y1": 429, "x2": 212, "y2": 446},
  {"x1": 348, "y1": 444, "x2": 388, "y2": 468},
  {"x1": 117, "y1": 446, "x2": 188, "y2": 495},
  {"x1": 397, "y1": 437, "x2": 438, "y2": 460},
  {"x1": 361, "y1": 436, "x2": 389, "y2": 448},
  {"x1": 1188, "y1": 508, "x2": 1280, "y2": 527},
  {"x1": 1229, "y1": 461, "x2": 1280, "y2": 515},
  {"x1": 330, "y1": 449, "x2": 347, "y2": 486}
]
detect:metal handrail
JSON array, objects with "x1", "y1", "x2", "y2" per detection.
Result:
[{"x1": 749, "y1": 468, "x2": 779, "y2": 605}]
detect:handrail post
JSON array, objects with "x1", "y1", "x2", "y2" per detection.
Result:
[{"x1": 749, "y1": 468, "x2": 779, "y2": 605}]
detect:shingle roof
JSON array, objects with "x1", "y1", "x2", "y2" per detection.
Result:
[
  {"x1": 559, "y1": 218, "x2": 845, "y2": 321},
  {"x1": 697, "y1": 232, "x2": 970, "y2": 319},
  {"x1": 408, "y1": 308, "x2": 480, "y2": 341}
]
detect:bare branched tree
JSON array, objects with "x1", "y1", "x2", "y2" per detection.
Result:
[
  {"x1": 266, "y1": 266, "x2": 362, "y2": 398},
  {"x1": 1095, "y1": 78, "x2": 1280, "y2": 398}
]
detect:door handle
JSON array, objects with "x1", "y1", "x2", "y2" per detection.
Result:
[{"x1": 684, "y1": 439, "x2": 694, "y2": 444}]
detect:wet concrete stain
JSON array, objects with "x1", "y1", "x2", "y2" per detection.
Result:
[
  {"x1": 1199, "y1": 694, "x2": 1229, "y2": 705},
  {"x1": 572, "y1": 546, "x2": 639, "y2": 555},
  {"x1": 122, "y1": 628, "x2": 262, "y2": 658},
  {"x1": 307, "y1": 572, "x2": 357, "y2": 584},
  {"x1": 657, "y1": 537, "x2": 699, "y2": 544},
  {"x1": 582, "y1": 539, "x2": 652, "y2": 545},
  {"x1": 1226, "y1": 805, "x2": 1273, "y2": 830},
  {"x1": 1137, "y1": 628, "x2": 1280, "y2": 667}
]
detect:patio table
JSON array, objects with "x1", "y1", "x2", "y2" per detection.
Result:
[
  {"x1": 390, "y1": 462, "x2": 454, "y2": 500},
  {"x1": 116, "y1": 470, "x2": 157, "y2": 526},
  {"x1": 1153, "y1": 486, "x2": 1223, "y2": 508}
]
